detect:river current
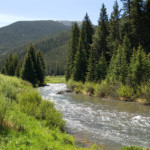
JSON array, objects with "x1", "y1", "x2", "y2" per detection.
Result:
[{"x1": 38, "y1": 83, "x2": 150, "y2": 149}]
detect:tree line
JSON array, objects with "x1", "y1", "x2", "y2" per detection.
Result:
[
  {"x1": 1, "y1": 43, "x2": 45, "y2": 87},
  {"x1": 65, "y1": 0, "x2": 150, "y2": 89}
]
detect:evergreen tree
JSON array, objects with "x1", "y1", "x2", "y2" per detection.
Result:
[
  {"x1": 143, "y1": 0, "x2": 150, "y2": 52},
  {"x1": 1, "y1": 66, "x2": 7, "y2": 75},
  {"x1": 80, "y1": 13, "x2": 94, "y2": 60},
  {"x1": 92, "y1": 4, "x2": 109, "y2": 61},
  {"x1": 65, "y1": 23, "x2": 80, "y2": 81},
  {"x1": 121, "y1": 0, "x2": 132, "y2": 19},
  {"x1": 95, "y1": 53, "x2": 107, "y2": 82},
  {"x1": 130, "y1": 0, "x2": 145, "y2": 48},
  {"x1": 72, "y1": 37, "x2": 87, "y2": 82},
  {"x1": 107, "y1": 0, "x2": 121, "y2": 53},
  {"x1": 1, "y1": 54, "x2": 21, "y2": 76},
  {"x1": 21, "y1": 54, "x2": 36, "y2": 86},
  {"x1": 37, "y1": 51, "x2": 46, "y2": 76},
  {"x1": 15, "y1": 63, "x2": 21, "y2": 77},
  {"x1": 128, "y1": 45, "x2": 150, "y2": 86},
  {"x1": 86, "y1": 47, "x2": 97, "y2": 82},
  {"x1": 36, "y1": 51, "x2": 45, "y2": 85},
  {"x1": 122, "y1": 34, "x2": 132, "y2": 63},
  {"x1": 107, "y1": 45, "x2": 128, "y2": 83}
]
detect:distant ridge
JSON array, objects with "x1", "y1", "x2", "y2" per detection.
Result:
[{"x1": 0, "y1": 20, "x2": 71, "y2": 52}]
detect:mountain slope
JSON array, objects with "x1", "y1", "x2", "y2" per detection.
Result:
[
  {"x1": 0, "y1": 20, "x2": 71, "y2": 52},
  {"x1": 2, "y1": 31, "x2": 70, "y2": 75}
]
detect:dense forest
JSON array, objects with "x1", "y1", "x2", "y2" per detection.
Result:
[{"x1": 66, "y1": 0, "x2": 150, "y2": 103}]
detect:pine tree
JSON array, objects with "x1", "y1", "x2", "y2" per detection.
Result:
[
  {"x1": 21, "y1": 54, "x2": 36, "y2": 86},
  {"x1": 107, "y1": 45, "x2": 128, "y2": 83},
  {"x1": 95, "y1": 53, "x2": 107, "y2": 82},
  {"x1": 65, "y1": 23, "x2": 80, "y2": 81},
  {"x1": 86, "y1": 47, "x2": 97, "y2": 82},
  {"x1": 1, "y1": 53, "x2": 21, "y2": 76},
  {"x1": 107, "y1": 0, "x2": 121, "y2": 53},
  {"x1": 80, "y1": 13, "x2": 94, "y2": 60},
  {"x1": 121, "y1": 0, "x2": 132, "y2": 19},
  {"x1": 128, "y1": 45, "x2": 150, "y2": 86},
  {"x1": 1, "y1": 66, "x2": 7, "y2": 75},
  {"x1": 72, "y1": 37, "x2": 87, "y2": 82},
  {"x1": 143, "y1": 0, "x2": 150, "y2": 52},
  {"x1": 130, "y1": 0, "x2": 145, "y2": 48},
  {"x1": 15, "y1": 63, "x2": 21, "y2": 77},
  {"x1": 122, "y1": 34, "x2": 132, "y2": 63},
  {"x1": 36, "y1": 51, "x2": 45, "y2": 85},
  {"x1": 92, "y1": 4, "x2": 109, "y2": 61}
]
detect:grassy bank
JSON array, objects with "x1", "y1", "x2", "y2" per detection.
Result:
[
  {"x1": 45, "y1": 76, "x2": 65, "y2": 83},
  {"x1": 67, "y1": 79, "x2": 150, "y2": 105},
  {"x1": 0, "y1": 74, "x2": 98, "y2": 150}
]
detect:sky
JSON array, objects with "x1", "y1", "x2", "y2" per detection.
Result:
[{"x1": 0, "y1": 0, "x2": 122, "y2": 28}]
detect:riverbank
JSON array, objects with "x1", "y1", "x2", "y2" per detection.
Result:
[
  {"x1": 38, "y1": 83, "x2": 150, "y2": 150},
  {"x1": 0, "y1": 74, "x2": 96, "y2": 150},
  {"x1": 45, "y1": 75, "x2": 66, "y2": 83},
  {"x1": 67, "y1": 80, "x2": 150, "y2": 105}
]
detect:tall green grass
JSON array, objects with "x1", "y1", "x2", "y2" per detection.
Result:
[
  {"x1": 0, "y1": 74, "x2": 96, "y2": 149},
  {"x1": 45, "y1": 76, "x2": 65, "y2": 83}
]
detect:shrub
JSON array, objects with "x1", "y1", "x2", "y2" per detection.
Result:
[
  {"x1": 117, "y1": 84, "x2": 135, "y2": 100},
  {"x1": 38, "y1": 100, "x2": 65, "y2": 130}
]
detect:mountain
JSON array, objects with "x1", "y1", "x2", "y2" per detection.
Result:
[
  {"x1": 1, "y1": 30, "x2": 70, "y2": 75},
  {"x1": 0, "y1": 20, "x2": 74, "y2": 75},
  {"x1": 0, "y1": 20, "x2": 71, "y2": 53}
]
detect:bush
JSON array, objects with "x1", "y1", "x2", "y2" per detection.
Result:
[
  {"x1": 84, "y1": 82, "x2": 96, "y2": 95},
  {"x1": 37, "y1": 100, "x2": 65, "y2": 130},
  {"x1": 117, "y1": 84, "x2": 135, "y2": 100},
  {"x1": 140, "y1": 81, "x2": 150, "y2": 103}
]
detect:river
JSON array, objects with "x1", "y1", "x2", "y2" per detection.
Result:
[{"x1": 37, "y1": 83, "x2": 150, "y2": 149}]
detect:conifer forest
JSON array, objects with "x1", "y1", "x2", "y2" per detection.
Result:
[{"x1": 66, "y1": 0, "x2": 150, "y2": 103}]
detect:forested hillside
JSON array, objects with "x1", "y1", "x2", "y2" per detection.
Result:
[
  {"x1": 0, "y1": 31, "x2": 70, "y2": 75},
  {"x1": 0, "y1": 20, "x2": 71, "y2": 53}
]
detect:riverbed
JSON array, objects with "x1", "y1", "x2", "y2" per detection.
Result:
[{"x1": 37, "y1": 83, "x2": 150, "y2": 149}]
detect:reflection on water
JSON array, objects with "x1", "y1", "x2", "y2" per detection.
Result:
[{"x1": 38, "y1": 83, "x2": 150, "y2": 149}]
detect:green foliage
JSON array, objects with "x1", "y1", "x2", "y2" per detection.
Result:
[
  {"x1": 45, "y1": 76, "x2": 65, "y2": 83},
  {"x1": 107, "y1": 0, "x2": 121, "y2": 53},
  {"x1": 21, "y1": 53, "x2": 37, "y2": 86},
  {"x1": 21, "y1": 44, "x2": 46, "y2": 86},
  {"x1": 92, "y1": 3, "x2": 109, "y2": 61},
  {"x1": 80, "y1": 13, "x2": 94, "y2": 60},
  {"x1": 95, "y1": 53, "x2": 107, "y2": 82},
  {"x1": 108, "y1": 45, "x2": 128, "y2": 83},
  {"x1": 65, "y1": 22, "x2": 80, "y2": 81},
  {"x1": 117, "y1": 84, "x2": 135, "y2": 100},
  {"x1": 86, "y1": 48, "x2": 97, "y2": 82},
  {"x1": 128, "y1": 45, "x2": 150, "y2": 86},
  {"x1": 0, "y1": 74, "x2": 84, "y2": 150},
  {"x1": 72, "y1": 39, "x2": 87, "y2": 83},
  {"x1": 0, "y1": 20, "x2": 71, "y2": 53},
  {"x1": 120, "y1": 146, "x2": 144, "y2": 150},
  {"x1": 1, "y1": 54, "x2": 21, "y2": 77}
]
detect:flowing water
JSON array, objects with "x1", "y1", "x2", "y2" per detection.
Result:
[{"x1": 38, "y1": 83, "x2": 150, "y2": 149}]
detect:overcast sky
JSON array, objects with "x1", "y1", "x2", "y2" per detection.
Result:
[{"x1": 0, "y1": 0, "x2": 122, "y2": 28}]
